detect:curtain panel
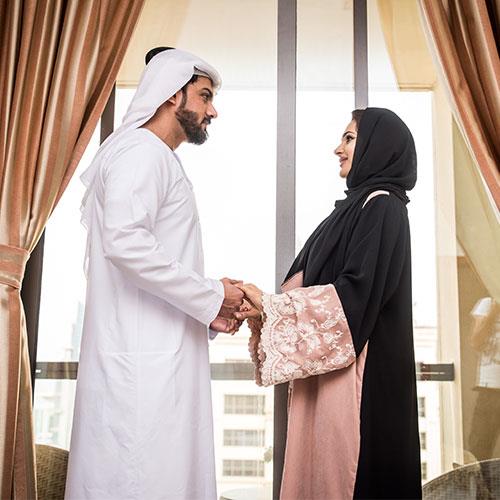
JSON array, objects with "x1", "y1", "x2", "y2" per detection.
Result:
[
  {"x1": 419, "y1": 0, "x2": 500, "y2": 210},
  {"x1": 377, "y1": 0, "x2": 436, "y2": 90},
  {"x1": 0, "y1": 1, "x2": 144, "y2": 498}
]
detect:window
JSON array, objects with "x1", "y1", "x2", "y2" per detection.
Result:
[
  {"x1": 224, "y1": 429, "x2": 265, "y2": 447},
  {"x1": 31, "y1": 0, "x2": 497, "y2": 492},
  {"x1": 421, "y1": 462, "x2": 427, "y2": 481},
  {"x1": 223, "y1": 460, "x2": 265, "y2": 477},
  {"x1": 224, "y1": 395, "x2": 265, "y2": 415},
  {"x1": 418, "y1": 397, "x2": 426, "y2": 418},
  {"x1": 420, "y1": 432, "x2": 427, "y2": 451}
]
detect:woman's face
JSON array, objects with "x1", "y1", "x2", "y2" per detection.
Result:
[{"x1": 334, "y1": 119, "x2": 358, "y2": 178}]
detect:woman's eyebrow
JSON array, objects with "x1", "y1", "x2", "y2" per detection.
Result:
[{"x1": 342, "y1": 130, "x2": 356, "y2": 138}]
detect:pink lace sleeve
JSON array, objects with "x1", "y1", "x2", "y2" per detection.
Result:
[
  {"x1": 248, "y1": 318, "x2": 264, "y2": 386},
  {"x1": 252, "y1": 284, "x2": 355, "y2": 387}
]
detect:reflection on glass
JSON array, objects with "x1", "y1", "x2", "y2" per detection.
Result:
[
  {"x1": 466, "y1": 297, "x2": 500, "y2": 460},
  {"x1": 461, "y1": 273, "x2": 500, "y2": 463}
]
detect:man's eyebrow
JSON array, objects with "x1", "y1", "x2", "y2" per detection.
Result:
[
  {"x1": 342, "y1": 130, "x2": 356, "y2": 138},
  {"x1": 200, "y1": 87, "x2": 214, "y2": 98}
]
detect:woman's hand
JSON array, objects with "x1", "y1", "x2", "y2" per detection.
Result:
[{"x1": 234, "y1": 284, "x2": 265, "y2": 321}]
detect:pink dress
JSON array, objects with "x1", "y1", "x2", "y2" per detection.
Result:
[{"x1": 248, "y1": 271, "x2": 368, "y2": 499}]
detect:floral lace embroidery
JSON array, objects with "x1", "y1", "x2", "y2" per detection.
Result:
[
  {"x1": 253, "y1": 285, "x2": 355, "y2": 387},
  {"x1": 248, "y1": 318, "x2": 264, "y2": 386}
]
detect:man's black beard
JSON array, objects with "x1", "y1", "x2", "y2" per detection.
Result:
[{"x1": 175, "y1": 107, "x2": 208, "y2": 145}]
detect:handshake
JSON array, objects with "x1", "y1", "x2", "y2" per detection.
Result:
[{"x1": 210, "y1": 277, "x2": 264, "y2": 334}]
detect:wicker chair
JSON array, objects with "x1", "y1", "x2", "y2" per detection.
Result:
[
  {"x1": 423, "y1": 458, "x2": 500, "y2": 500},
  {"x1": 36, "y1": 444, "x2": 69, "y2": 500}
]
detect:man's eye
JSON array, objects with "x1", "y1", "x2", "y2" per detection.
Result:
[{"x1": 201, "y1": 94, "x2": 210, "y2": 102}]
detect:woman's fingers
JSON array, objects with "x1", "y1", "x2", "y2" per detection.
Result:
[
  {"x1": 234, "y1": 308, "x2": 260, "y2": 321},
  {"x1": 235, "y1": 283, "x2": 264, "y2": 310}
]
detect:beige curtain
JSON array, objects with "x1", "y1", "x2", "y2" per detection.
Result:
[
  {"x1": 419, "y1": 0, "x2": 500, "y2": 210},
  {"x1": 0, "y1": 1, "x2": 144, "y2": 498},
  {"x1": 117, "y1": 0, "x2": 191, "y2": 87},
  {"x1": 377, "y1": 0, "x2": 436, "y2": 90}
]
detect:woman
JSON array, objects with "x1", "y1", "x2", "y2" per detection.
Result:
[{"x1": 236, "y1": 108, "x2": 422, "y2": 499}]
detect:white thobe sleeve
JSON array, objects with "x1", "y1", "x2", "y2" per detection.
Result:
[{"x1": 101, "y1": 142, "x2": 224, "y2": 326}]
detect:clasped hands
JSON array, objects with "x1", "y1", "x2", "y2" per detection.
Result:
[{"x1": 210, "y1": 278, "x2": 264, "y2": 334}]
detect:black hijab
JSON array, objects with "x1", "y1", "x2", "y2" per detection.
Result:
[{"x1": 284, "y1": 107, "x2": 417, "y2": 287}]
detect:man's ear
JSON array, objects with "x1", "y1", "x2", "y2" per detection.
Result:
[{"x1": 166, "y1": 89, "x2": 183, "y2": 107}]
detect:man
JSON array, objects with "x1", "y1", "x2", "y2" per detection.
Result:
[{"x1": 65, "y1": 48, "x2": 243, "y2": 499}]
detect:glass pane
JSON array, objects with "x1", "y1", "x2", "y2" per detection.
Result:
[
  {"x1": 34, "y1": 379, "x2": 76, "y2": 450},
  {"x1": 368, "y1": 0, "x2": 500, "y2": 490},
  {"x1": 36, "y1": 125, "x2": 100, "y2": 362},
  {"x1": 34, "y1": 125, "x2": 99, "y2": 446},
  {"x1": 296, "y1": 0, "x2": 354, "y2": 251}
]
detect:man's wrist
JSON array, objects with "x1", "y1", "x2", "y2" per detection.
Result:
[{"x1": 206, "y1": 278, "x2": 225, "y2": 325}]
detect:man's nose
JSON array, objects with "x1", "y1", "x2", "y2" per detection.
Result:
[{"x1": 208, "y1": 103, "x2": 218, "y2": 119}]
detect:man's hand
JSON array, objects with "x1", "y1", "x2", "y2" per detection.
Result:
[
  {"x1": 210, "y1": 316, "x2": 242, "y2": 335},
  {"x1": 212, "y1": 278, "x2": 245, "y2": 329},
  {"x1": 221, "y1": 278, "x2": 244, "y2": 310}
]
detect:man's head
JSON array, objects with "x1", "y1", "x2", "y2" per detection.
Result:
[
  {"x1": 81, "y1": 47, "x2": 221, "y2": 222},
  {"x1": 174, "y1": 74, "x2": 217, "y2": 145},
  {"x1": 144, "y1": 47, "x2": 218, "y2": 146}
]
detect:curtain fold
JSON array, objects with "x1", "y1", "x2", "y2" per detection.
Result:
[
  {"x1": 419, "y1": 0, "x2": 500, "y2": 210},
  {"x1": 377, "y1": 0, "x2": 436, "y2": 90},
  {"x1": 0, "y1": 1, "x2": 144, "y2": 498}
]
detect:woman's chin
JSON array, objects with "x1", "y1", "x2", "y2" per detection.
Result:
[{"x1": 338, "y1": 164, "x2": 352, "y2": 178}]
